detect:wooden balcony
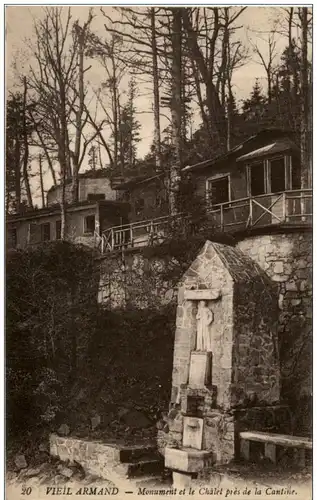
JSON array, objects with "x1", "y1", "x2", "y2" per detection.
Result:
[{"x1": 95, "y1": 189, "x2": 312, "y2": 254}]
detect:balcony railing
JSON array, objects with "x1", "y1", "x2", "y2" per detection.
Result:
[{"x1": 95, "y1": 189, "x2": 312, "y2": 253}]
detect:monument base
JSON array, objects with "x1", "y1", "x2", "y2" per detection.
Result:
[
  {"x1": 188, "y1": 351, "x2": 212, "y2": 388},
  {"x1": 165, "y1": 447, "x2": 213, "y2": 473}
]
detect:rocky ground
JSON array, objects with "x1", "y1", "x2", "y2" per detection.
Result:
[{"x1": 6, "y1": 444, "x2": 312, "y2": 500}]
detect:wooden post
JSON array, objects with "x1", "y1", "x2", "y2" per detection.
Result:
[
  {"x1": 220, "y1": 204, "x2": 224, "y2": 231},
  {"x1": 130, "y1": 225, "x2": 133, "y2": 247},
  {"x1": 282, "y1": 191, "x2": 286, "y2": 222},
  {"x1": 249, "y1": 198, "x2": 253, "y2": 227},
  {"x1": 111, "y1": 229, "x2": 114, "y2": 251}
]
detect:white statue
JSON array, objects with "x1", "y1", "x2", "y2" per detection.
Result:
[{"x1": 196, "y1": 300, "x2": 214, "y2": 351}]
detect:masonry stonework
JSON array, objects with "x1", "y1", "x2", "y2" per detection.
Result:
[
  {"x1": 97, "y1": 251, "x2": 177, "y2": 309},
  {"x1": 163, "y1": 241, "x2": 283, "y2": 475},
  {"x1": 97, "y1": 230, "x2": 312, "y2": 436},
  {"x1": 237, "y1": 231, "x2": 312, "y2": 407}
]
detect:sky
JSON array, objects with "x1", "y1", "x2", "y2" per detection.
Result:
[{"x1": 5, "y1": 5, "x2": 287, "y2": 204}]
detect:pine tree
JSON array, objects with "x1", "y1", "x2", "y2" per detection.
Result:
[
  {"x1": 116, "y1": 78, "x2": 141, "y2": 175},
  {"x1": 242, "y1": 79, "x2": 266, "y2": 116}
]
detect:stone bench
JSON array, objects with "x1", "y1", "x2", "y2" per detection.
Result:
[{"x1": 239, "y1": 431, "x2": 312, "y2": 467}]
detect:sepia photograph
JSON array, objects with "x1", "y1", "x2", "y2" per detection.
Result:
[{"x1": 5, "y1": 4, "x2": 313, "y2": 500}]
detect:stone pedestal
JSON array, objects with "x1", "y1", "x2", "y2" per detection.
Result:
[{"x1": 188, "y1": 351, "x2": 212, "y2": 388}]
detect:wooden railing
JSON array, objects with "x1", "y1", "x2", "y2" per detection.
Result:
[{"x1": 96, "y1": 189, "x2": 312, "y2": 253}]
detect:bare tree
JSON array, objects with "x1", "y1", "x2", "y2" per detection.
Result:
[
  {"x1": 248, "y1": 27, "x2": 278, "y2": 103},
  {"x1": 182, "y1": 7, "x2": 225, "y2": 150},
  {"x1": 27, "y1": 7, "x2": 97, "y2": 237},
  {"x1": 169, "y1": 8, "x2": 183, "y2": 215},
  {"x1": 101, "y1": 7, "x2": 164, "y2": 171},
  {"x1": 150, "y1": 8, "x2": 162, "y2": 171},
  {"x1": 69, "y1": 12, "x2": 94, "y2": 201},
  {"x1": 38, "y1": 153, "x2": 46, "y2": 208},
  {"x1": 22, "y1": 77, "x2": 33, "y2": 209},
  {"x1": 217, "y1": 7, "x2": 248, "y2": 149}
]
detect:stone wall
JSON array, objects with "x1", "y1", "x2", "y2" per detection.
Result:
[
  {"x1": 237, "y1": 231, "x2": 312, "y2": 405},
  {"x1": 97, "y1": 250, "x2": 177, "y2": 310},
  {"x1": 97, "y1": 229, "x2": 312, "y2": 434}
]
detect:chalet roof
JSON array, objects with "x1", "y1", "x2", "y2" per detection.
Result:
[
  {"x1": 182, "y1": 129, "x2": 295, "y2": 173},
  {"x1": 47, "y1": 169, "x2": 111, "y2": 193},
  {"x1": 6, "y1": 200, "x2": 128, "y2": 224},
  {"x1": 114, "y1": 173, "x2": 164, "y2": 190},
  {"x1": 236, "y1": 138, "x2": 299, "y2": 162}
]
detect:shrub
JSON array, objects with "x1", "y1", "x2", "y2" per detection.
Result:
[{"x1": 6, "y1": 241, "x2": 99, "y2": 434}]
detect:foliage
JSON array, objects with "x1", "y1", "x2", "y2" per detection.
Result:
[
  {"x1": 115, "y1": 77, "x2": 142, "y2": 176},
  {"x1": 7, "y1": 240, "x2": 176, "y2": 440},
  {"x1": 6, "y1": 241, "x2": 99, "y2": 434},
  {"x1": 79, "y1": 305, "x2": 175, "y2": 424},
  {"x1": 6, "y1": 92, "x2": 34, "y2": 213}
]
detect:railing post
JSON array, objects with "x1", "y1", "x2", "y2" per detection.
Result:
[
  {"x1": 111, "y1": 229, "x2": 114, "y2": 251},
  {"x1": 249, "y1": 198, "x2": 253, "y2": 227},
  {"x1": 300, "y1": 189, "x2": 306, "y2": 221},
  {"x1": 101, "y1": 235, "x2": 104, "y2": 254},
  {"x1": 282, "y1": 192, "x2": 286, "y2": 222},
  {"x1": 220, "y1": 204, "x2": 224, "y2": 231},
  {"x1": 130, "y1": 225, "x2": 133, "y2": 247}
]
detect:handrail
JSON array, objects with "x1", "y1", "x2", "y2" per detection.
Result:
[{"x1": 97, "y1": 189, "x2": 312, "y2": 253}]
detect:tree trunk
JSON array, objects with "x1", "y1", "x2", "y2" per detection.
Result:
[
  {"x1": 169, "y1": 8, "x2": 183, "y2": 215},
  {"x1": 299, "y1": 7, "x2": 310, "y2": 189},
  {"x1": 22, "y1": 77, "x2": 33, "y2": 209},
  {"x1": 182, "y1": 8, "x2": 225, "y2": 150},
  {"x1": 150, "y1": 7, "x2": 162, "y2": 172},
  {"x1": 14, "y1": 138, "x2": 21, "y2": 213},
  {"x1": 71, "y1": 25, "x2": 86, "y2": 203},
  {"x1": 59, "y1": 88, "x2": 68, "y2": 240},
  {"x1": 60, "y1": 166, "x2": 67, "y2": 240},
  {"x1": 39, "y1": 154, "x2": 45, "y2": 208}
]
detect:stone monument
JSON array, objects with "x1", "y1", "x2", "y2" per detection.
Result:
[{"x1": 163, "y1": 241, "x2": 289, "y2": 485}]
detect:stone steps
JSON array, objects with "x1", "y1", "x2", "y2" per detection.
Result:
[
  {"x1": 49, "y1": 434, "x2": 165, "y2": 484},
  {"x1": 119, "y1": 446, "x2": 159, "y2": 463},
  {"x1": 114, "y1": 456, "x2": 164, "y2": 479},
  {"x1": 133, "y1": 474, "x2": 172, "y2": 488}
]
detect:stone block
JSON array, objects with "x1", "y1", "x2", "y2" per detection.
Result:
[
  {"x1": 183, "y1": 417, "x2": 204, "y2": 449},
  {"x1": 184, "y1": 289, "x2": 221, "y2": 301},
  {"x1": 285, "y1": 281, "x2": 297, "y2": 291},
  {"x1": 14, "y1": 455, "x2": 27, "y2": 470},
  {"x1": 189, "y1": 351, "x2": 212, "y2": 388},
  {"x1": 165, "y1": 447, "x2": 212, "y2": 473},
  {"x1": 172, "y1": 471, "x2": 194, "y2": 488},
  {"x1": 273, "y1": 261, "x2": 284, "y2": 274}
]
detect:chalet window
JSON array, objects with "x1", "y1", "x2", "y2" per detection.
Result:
[
  {"x1": 207, "y1": 176, "x2": 230, "y2": 206},
  {"x1": 249, "y1": 162, "x2": 266, "y2": 196},
  {"x1": 87, "y1": 193, "x2": 105, "y2": 201},
  {"x1": 84, "y1": 215, "x2": 95, "y2": 234},
  {"x1": 291, "y1": 158, "x2": 301, "y2": 189},
  {"x1": 28, "y1": 223, "x2": 38, "y2": 244},
  {"x1": 56, "y1": 220, "x2": 61, "y2": 240},
  {"x1": 269, "y1": 157, "x2": 285, "y2": 193},
  {"x1": 41, "y1": 223, "x2": 51, "y2": 241}
]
